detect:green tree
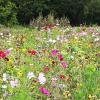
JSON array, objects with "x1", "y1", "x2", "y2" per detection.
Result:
[{"x1": 0, "y1": 0, "x2": 18, "y2": 26}]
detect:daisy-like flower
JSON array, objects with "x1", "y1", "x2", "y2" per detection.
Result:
[
  {"x1": 27, "y1": 72, "x2": 35, "y2": 79},
  {"x1": 38, "y1": 72, "x2": 46, "y2": 85},
  {"x1": 39, "y1": 87, "x2": 50, "y2": 96},
  {"x1": 17, "y1": 71, "x2": 23, "y2": 77},
  {"x1": 10, "y1": 79, "x2": 19, "y2": 88}
]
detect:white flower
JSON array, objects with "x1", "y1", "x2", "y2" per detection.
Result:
[
  {"x1": 27, "y1": 72, "x2": 35, "y2": 79},
  {"x1": 70, "y1": 55, "x2": 74, "y2": 60},
  {"x1": 38, "y1": 72, "x2": 46, "y2": 85},
  {"x1": 94, "y1": 38, "x2": 99, "y2": 42},
  {"x1": 3, "y1": 73, "x2": 7, "y2": 81},
  {"x1": 52, "y1": 40, "x2": 56, "y2": 44},
  {"x1": 49, "y1": 38, "x2": 53, "y2": 42},
  {"x1": 56, "y1": 35, "x2": 60, "y2": 40},
  {"x1": 3, "y1": 73, "x2": 7, "y2": 78},
  {"x1": 2, "y1": 85, "x2": 7, "y2": 89},
  {"x1": 0, "y1": 33, "x2": 3, "y2": 35},
  {"x1": 3, "y1": 78, "x2": 7, "y2": 81}
]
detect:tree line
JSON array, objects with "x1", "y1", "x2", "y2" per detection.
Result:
[{"x1": 0, "y1": 0, "x2": 100, "y2": 26}]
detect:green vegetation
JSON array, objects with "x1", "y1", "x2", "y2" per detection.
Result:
[{"x1": 0, "y1": 25, "x2": 100, "y2": 99}]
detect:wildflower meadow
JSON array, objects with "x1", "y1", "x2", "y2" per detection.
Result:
[{"x1": 0, "y1": 24, "x2": 100, "y2": 100}]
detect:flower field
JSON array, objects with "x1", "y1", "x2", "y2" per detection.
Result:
[{"x1": 0, "y1": 25, "x2": 100, "y2": 100}]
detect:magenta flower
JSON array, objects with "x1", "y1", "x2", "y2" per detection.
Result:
[
  {"x1": 61, "y1": 61, "x2": 68, "y2": 68},
  {"x1": 58, "y1": 54, "x2": 63, "y2": 61},
  {"x1": 52, "y1": 50, "x2": 58, "y2": 57},
  {"x1": 39, "y1": 87, "x2": 50, "y2": 96}
]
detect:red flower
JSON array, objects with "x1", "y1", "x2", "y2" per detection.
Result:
[
  {"x1": 60, "y1": 75, "x2": 65, "y2": 79},
  {"x1": 0, "y1": 51, "x2": 6, "y2": 59},
  {"x1": 28, "y1": 50, "x2": 37, "y2": 55}
]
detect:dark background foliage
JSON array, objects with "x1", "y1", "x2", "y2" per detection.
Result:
[{"x1": 0, "y1": 0, "x2": 100, "y2": 26}]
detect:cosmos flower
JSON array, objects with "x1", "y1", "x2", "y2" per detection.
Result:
[
  {"x1": 38, "y1": 72, "x2": 46, "y2": 85},
  {"x1": 58, "y1": 54, "x2": 63, "y2": 61},
  {"x1": 61, "y1": 61, "x2": 68, "y2": 68},
  {"x1": 0, "y1": 51, "x2": 6, "y2": 59},
  {"x1": 27, "y1": 72, "x2": 35, "y2": 79},
  {"x1": 80, "y1": 31, "x2": 87, "y2": 36},
  {"x1": 52, "y1": 50, "x2": 58, "y2": 57},
  {"x1": 5, "y1": 48, "x2": 13, "y2": 56},
  {"x1": 10, "y1": 79, "x2": 19, "y2": 88},
  {"x1": 39, "y1": 87, "x2": 50, "y2": 96}
]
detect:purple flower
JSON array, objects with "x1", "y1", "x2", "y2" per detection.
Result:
[
  {"x1": 5, "y1": 48, "x2": 13, "y2": 56},
  {"x1": 39, "y1": 87, "x2": 50, "y2": 96}
]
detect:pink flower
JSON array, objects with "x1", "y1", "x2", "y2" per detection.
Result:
[
  {"x1": 80, "y1": 31, "x2": 87, "y2": 36},
  {"x1": 5, "y1": 48, "x2": 13, "y2": 56},
  {"x1": 58, "y1": 54, "x2": 63, "y2": 61},
  {"x1": 10, "y1": 79, "x2": 19, "y2": 88},
  {"x1": 52, "y1": 50, "x2": 58, "y2": 56},
  {"x1": 5, "y1": 50, "x2": 11, "y2": 55},
  {"x1": 39, "y1": 87, "x2": 50, "y2": 96},
  {"x1": 38, "y1": 73, "x2": 46, "y2": 85},
  {"x1": 61, "y1": 61, "x2": 68, "y2": 68}
]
